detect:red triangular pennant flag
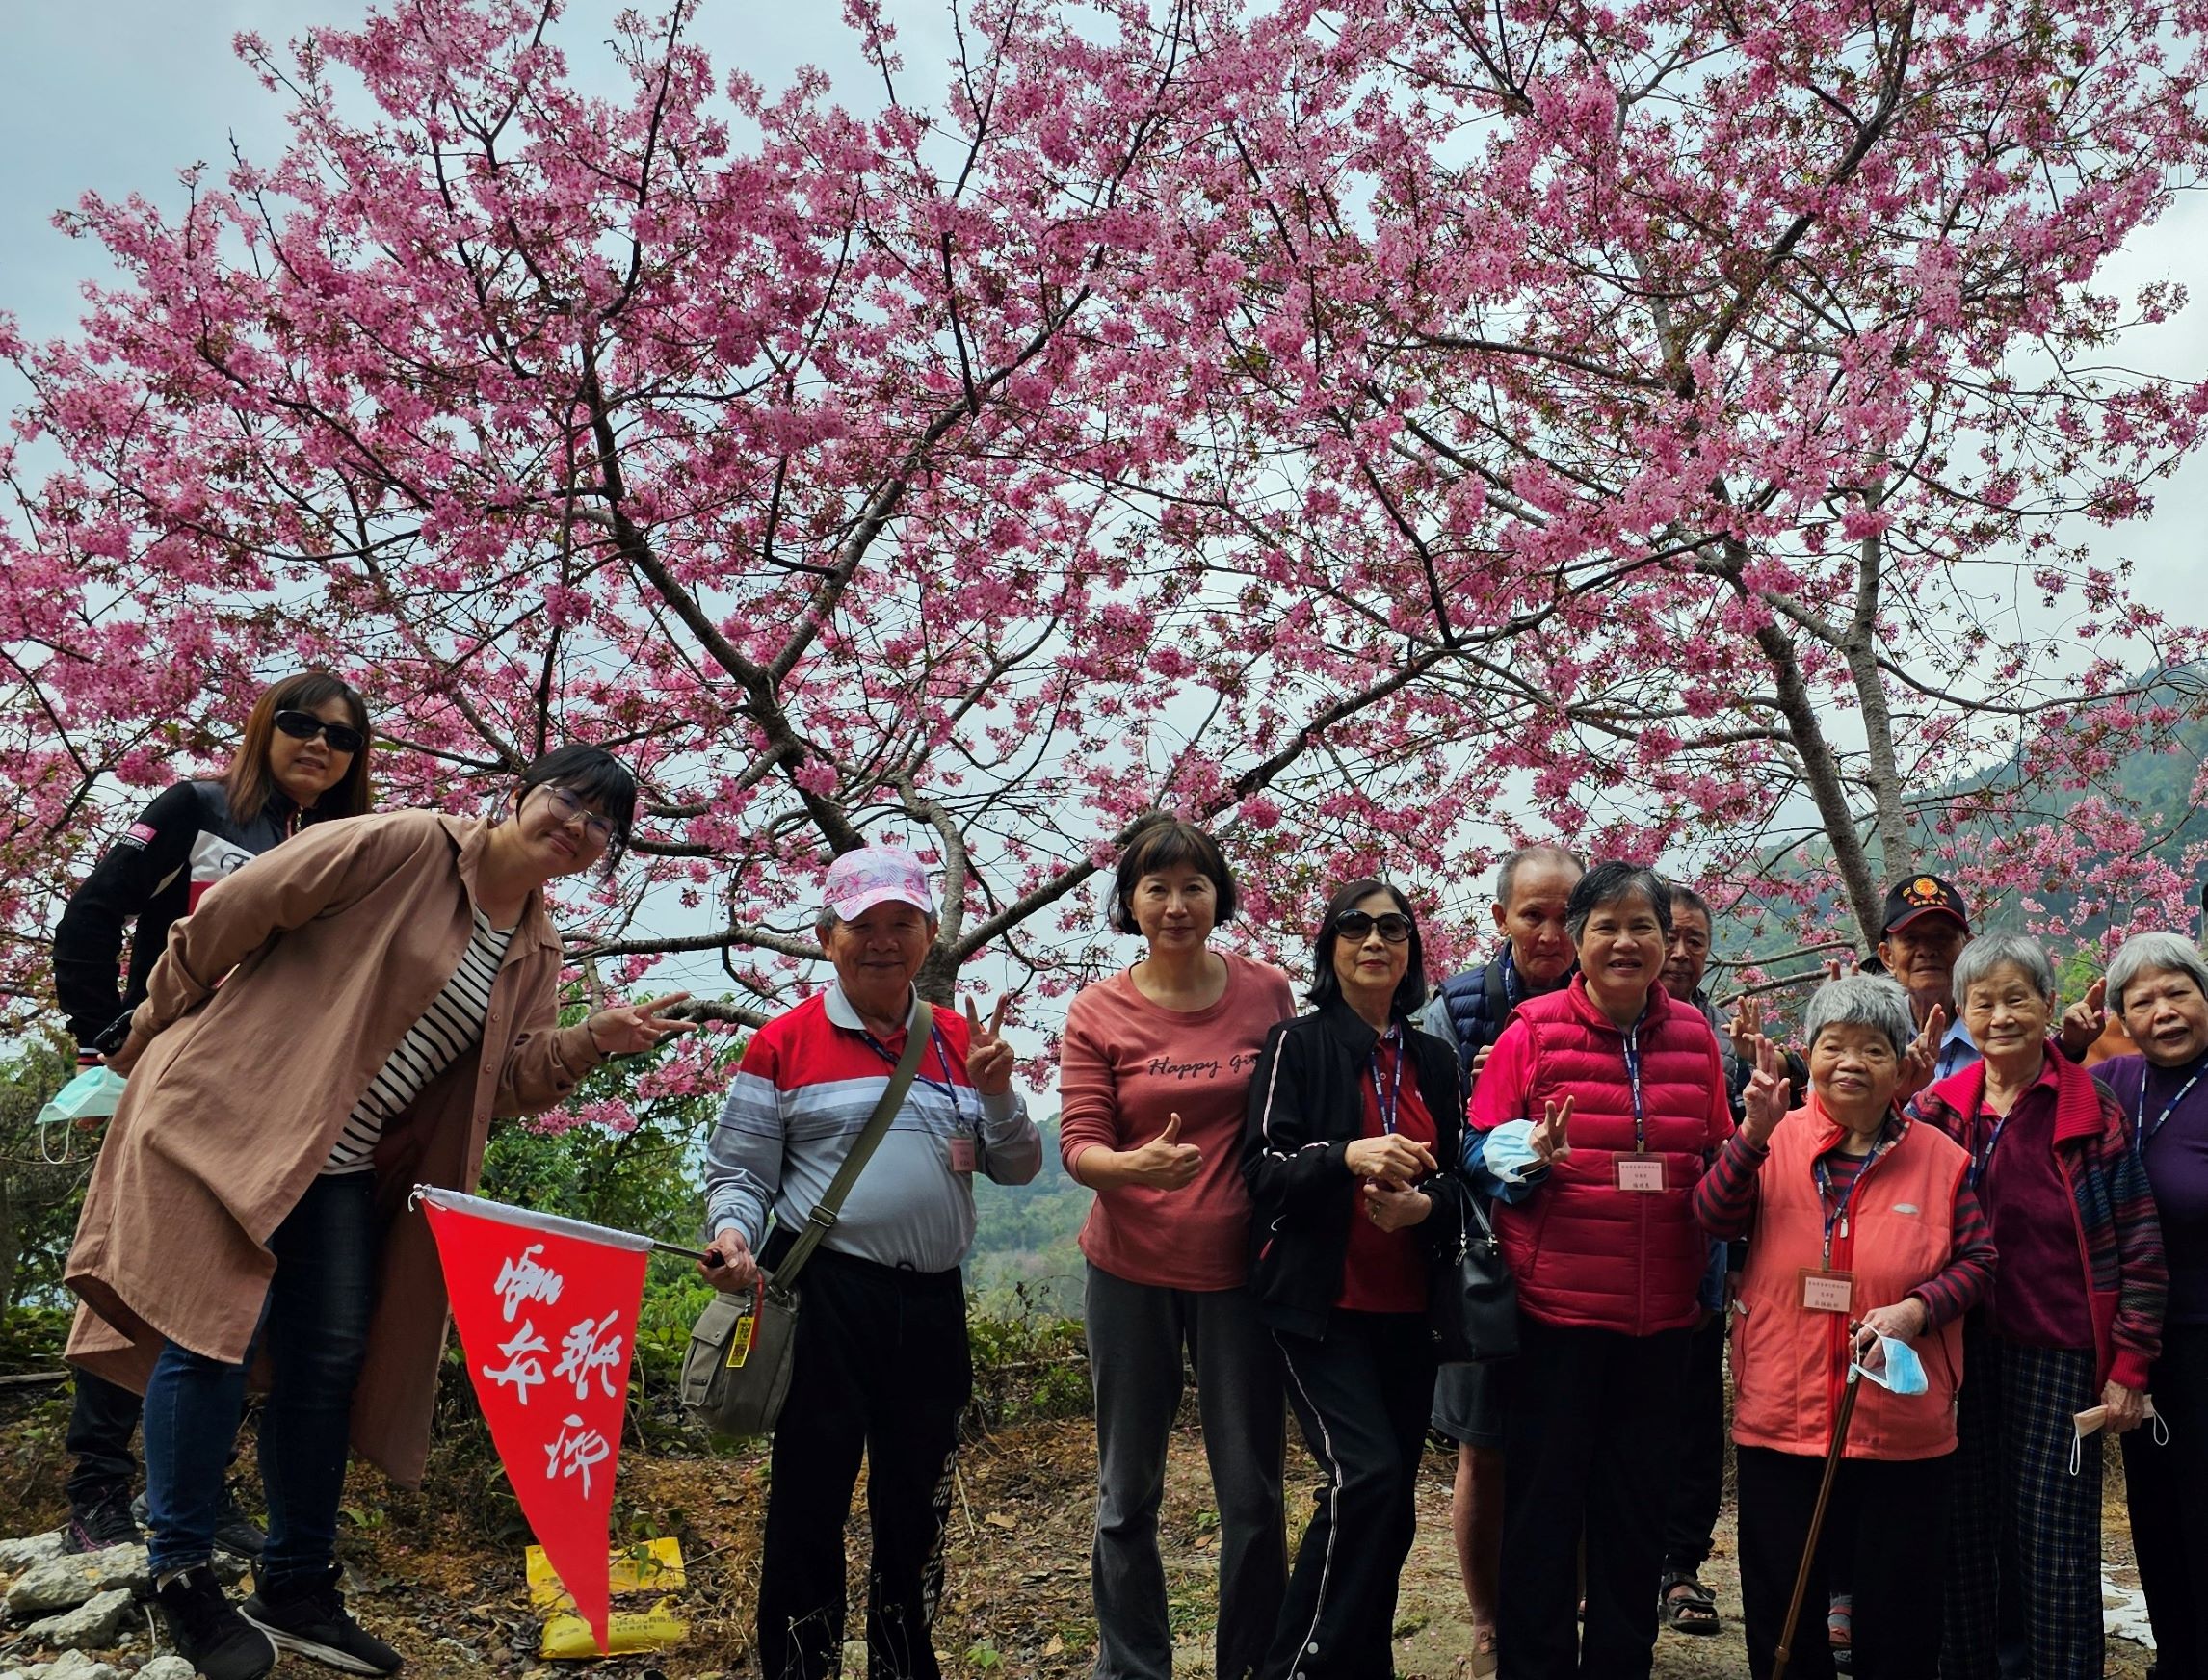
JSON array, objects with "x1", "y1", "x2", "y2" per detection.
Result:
[{"x1": 417, "y1": 1187, "x2": 651, "y2": 1651}]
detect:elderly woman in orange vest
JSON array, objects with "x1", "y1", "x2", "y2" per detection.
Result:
[
  {"x1": 1468, "y1": 860, "x2": 1733, "y2": 1680},
  {"x1": 1695, "y1": 975, "x2": 1995, "y2": 1680}
]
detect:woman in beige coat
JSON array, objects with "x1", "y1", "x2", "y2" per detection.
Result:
[{"x1": 65, "y1": 746, "x2": 688, "y2": 1680}]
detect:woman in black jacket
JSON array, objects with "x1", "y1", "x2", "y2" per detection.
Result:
[
  {"x1": 49, "y1": 669, "x2": 372, "y2": 1557},
  {"x1": 1243, "y1": 878, "x2": 1466, "y2": 1680}
]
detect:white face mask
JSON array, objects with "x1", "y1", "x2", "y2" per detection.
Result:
[{"x1": 2069, "y1": 1399, "x2": 2168, "y2": 1475}]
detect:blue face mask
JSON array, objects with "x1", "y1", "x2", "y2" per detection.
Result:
[{"x1": 1853, "y1": 1335, "x2": 1929, "y2": 1396}]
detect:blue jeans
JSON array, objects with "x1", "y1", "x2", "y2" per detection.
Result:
[{"x1": 145, "y1": 1173, "x2": 378, "y2": 1588}]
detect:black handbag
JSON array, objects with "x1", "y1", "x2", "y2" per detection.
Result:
[{"x1": 1430, "y1": 1190, "x2": 1519, "y2": 1362}]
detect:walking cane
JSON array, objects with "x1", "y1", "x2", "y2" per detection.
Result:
[{"x1": 1770, "y1": 1364, "x2": 1863, "y2": 1680}]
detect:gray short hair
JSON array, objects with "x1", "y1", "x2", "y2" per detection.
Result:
[
  {"x1": 1666, "y1": 880, "x2": 1713, "y2": 928},
  {"x1": 1951, "y1": 932, "x2": 2057, "y2": 1003},
  {"x1": 1804, "y1": 974, "x2": 1916, "y2": 1060},
  {"x1": 1495, "y1": 844, "x2": 1584, "y2": 909},
  {"x1": 2104, "y1": 932, "x2": 2208, "y2": 1015}
]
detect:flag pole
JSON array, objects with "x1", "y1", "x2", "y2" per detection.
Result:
[{"x1": 410, "y1": 1185, "x2": 709, "y2": 1265}]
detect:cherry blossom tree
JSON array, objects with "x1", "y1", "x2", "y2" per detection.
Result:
[
  {"x1": 0, "y1": 0, "x2": 1560, "y2": 1041},
  {"x1": 1192, "y1": 0, "x2": 2208, "y2": 950},
  {"x1": 7, "y1": 0, "x2": 2208, "y2": 1061}
]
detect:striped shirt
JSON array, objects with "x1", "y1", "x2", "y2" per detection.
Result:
[
  {"x1": 1695, "y1": 1115, "x2": 1996, "y2": 1327},
  {"x1": 704, "y1": 984, "x2": 1042, "y2": 1272},
  {"x1": 322, "y1": 910, "x2": 513, "y2": 1174}
]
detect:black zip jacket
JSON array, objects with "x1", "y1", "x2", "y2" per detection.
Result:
[
  {"x1": 1241, "y1": 1000, "x2": 1469, "y2": 1338},
  {"x1": 52, "y1": 778, "x2": 310, "y2": 1050}
]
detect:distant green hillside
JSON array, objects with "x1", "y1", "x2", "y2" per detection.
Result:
[
  {"x1": 970, "y1": 1114, "x2": 1091, "y2": 1316},
  {"x1": 1748, "y1": 711, "x2": 2206, "y2": 941}
]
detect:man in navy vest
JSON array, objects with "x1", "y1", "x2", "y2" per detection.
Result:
[
  {"x1": 1421, "y1": 844, "x2": 1583, "y2": 1676},
  {"x1": 1655, "y1": 882, "x2": 1744, "y2": 1640}
]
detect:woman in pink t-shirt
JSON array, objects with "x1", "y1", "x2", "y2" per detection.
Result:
[{"x1": 1059, "y1": 815, "x2": 1298, "y2": 1680}]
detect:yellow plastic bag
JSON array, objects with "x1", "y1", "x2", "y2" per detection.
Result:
[
  {"x1": 538, "y1": 1600, "x2": 687, "y2": 1659},
  {"x1": 525, "y1": 1537, "x2": 686, "y2": 1609},
  {"x1": 526, "y1": 1538, "x2": 688, "y2": 1657}
]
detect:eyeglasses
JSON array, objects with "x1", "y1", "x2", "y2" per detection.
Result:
[
  {"x1": 1336, "y1": 909, "x2": 1413, "y2": 944},
  {"x1": 273, "y1": 710, "x2": 365, "y2": 756},
  {"x1": 543, "y1": 785, "x2": 615, "y2": 848}
]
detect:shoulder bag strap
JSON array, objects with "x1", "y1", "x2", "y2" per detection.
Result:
[{"x1": 771, "y1": 999, "x2": 935, "y2": 1294}]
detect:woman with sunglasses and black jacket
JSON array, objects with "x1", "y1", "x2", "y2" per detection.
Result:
[
  {"x1": 1242, "y1": 879, "x2": 1466, "y2": 1680},
  {"x1": 49, "y1": 670, "x2": 374, "y2": 1560}
]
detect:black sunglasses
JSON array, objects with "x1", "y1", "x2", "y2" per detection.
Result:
[
  {"x1": 1336, "y1": 909, "x2": 1413, "y2": 944},
  {"x1": 274, "y1": 710, "x2": 365, "y2": 756}
]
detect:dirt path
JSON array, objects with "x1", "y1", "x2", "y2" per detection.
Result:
[
  {"x1": 934, "y1": 1422, "x2": 2156, "y2": 1680},
  {"x1": 0, "y1": 1407, "x2": 2160, "y2": 1677}
]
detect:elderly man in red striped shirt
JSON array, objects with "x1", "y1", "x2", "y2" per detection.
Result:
[{"x1": 702, "y1": 845, "x2": 1039, "y2": 1680}]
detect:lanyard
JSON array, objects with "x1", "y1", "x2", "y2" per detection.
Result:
[
  {"x1": 859, "y1": 1022, "x2": 968, "y2": 1127},
  {"x1": 1369, "y1": 1029, "x2": 1406, "y2": 1136},
  {"x1": 2137, "y1": 1063, "x2": 2204, "y2": 1158},
  {"x1": 1622, "y1": 1026, "x2": 1647, "y2": 1151},
  {"x1": 1967, "y1": 1093, "x2": 2009, "y2": 1192},
  {"x1": 1501, "y1": 954, "x2": 1523, "y2": 1009},
  {"x1": 1813, "y1": 1132, "x2": 1896, "y2": 1267}
]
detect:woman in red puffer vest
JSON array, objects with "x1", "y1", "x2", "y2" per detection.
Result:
[{"x1": 1469, "y1": 861, "x2": 1733, "y2": 1680}]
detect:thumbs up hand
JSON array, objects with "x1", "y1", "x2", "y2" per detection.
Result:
[{"x1": 1123, "y1": 1112, "x2": 1205, "y2": 1191}]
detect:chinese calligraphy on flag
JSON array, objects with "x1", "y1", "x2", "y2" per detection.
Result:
[{"x1": 415, "y1": 1187, "x2": 652, "y2": 1651}]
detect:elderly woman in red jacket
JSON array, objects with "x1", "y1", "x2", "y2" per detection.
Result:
[
  {"x1": 1696, "y1": 975, "x2": 1994, "y2": 1680},
  {"x1": 1468, "y1": 861, "x2": 1733, "y2": 1680}
]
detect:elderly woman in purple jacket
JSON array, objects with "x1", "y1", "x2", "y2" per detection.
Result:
[{"x1": 2090, "y1": 932, "x2": 2208, "y2": 1679}]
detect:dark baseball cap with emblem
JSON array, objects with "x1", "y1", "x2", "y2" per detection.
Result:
[{"x1": 1880, "y1": 874, "x2": 1971, "y2": 935}]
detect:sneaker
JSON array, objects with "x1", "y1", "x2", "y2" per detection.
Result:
[
  {"x1": 62, "y1": 1486, "x2": 142, "y2": 1554},
  {"x1": 132, "y1": 1484, "x2": 268, "y2": 1562},
  {"x1": 243, "y1": 1565, "x2": 403, "y2": 1675},
  {"x1": 213, "y1": 1484, "x2": 268, "y2": 1563},
  {"x1": 155, "y1": 1566, "x2": 277, "y2": 1680}
]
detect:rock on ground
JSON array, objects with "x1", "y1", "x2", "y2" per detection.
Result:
[
  {"x1": 0, "y1": 1534, "x2": 65, "y2": 1572},
  {"x1": 40, "y1": 1655, "x2": 122, "y2": 1680},
  {"x1": 3, "y1": 1546, "x2": 149, "y2": 1616},
  {"x1": 136, "y1": 1658, "x2": 195, "y2": 1680},
  {"x1": 20, "y1": 1588, "x2": 135, "y2": 1651}
]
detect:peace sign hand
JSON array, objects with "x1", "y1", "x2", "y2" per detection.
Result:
[
  {"x1": 1740, "y1": 1036, "x2": 1793, "y2": 1150},
  {"x1": 1898, "y1": 1003, "x2": 1946, "y2": 1101},
  {"x1": 2059, "y1": 978, "x2": 2107, "y2": 1062},
  {"x1": 1727, "y1": 996, "x2": 1771, "y2": 1067},
  {"x1": 964, "y1": 994, "x2": 1015, "y2": 1096},
  {"x1": 586, "y1": 993, "x2": 697, "y2": 1056},
  {"x1": 1529, "y1": 1094, "x2": 1573, "y2": 1164}
]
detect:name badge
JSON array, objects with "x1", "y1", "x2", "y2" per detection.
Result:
[
  {"x1": 1800, "y1": 1270, "x2": 1854, "y2": 1314},
  {"x1": 1614, "y1": 1155, "x2": 1666, "y2": 1192},
  {"x1": 948, "y1": 1135, "x2": 978, "y2": 1174}
]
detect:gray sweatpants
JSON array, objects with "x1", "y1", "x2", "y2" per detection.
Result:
[{"x1": 1084, "y1": 1261, "x2": 1288, "y2": 1680}]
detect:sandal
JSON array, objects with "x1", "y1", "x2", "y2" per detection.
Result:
[
  {"x1": 1469, "y1": 1623, "x2": 1498, "y2": 1679},
  {"x1": 1660, "y1": 1573, "x2": 1722, "y2": 1637},
  {"x1": 1828, "y1": 1592, "x2": 1854, "y2": 1673}
]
